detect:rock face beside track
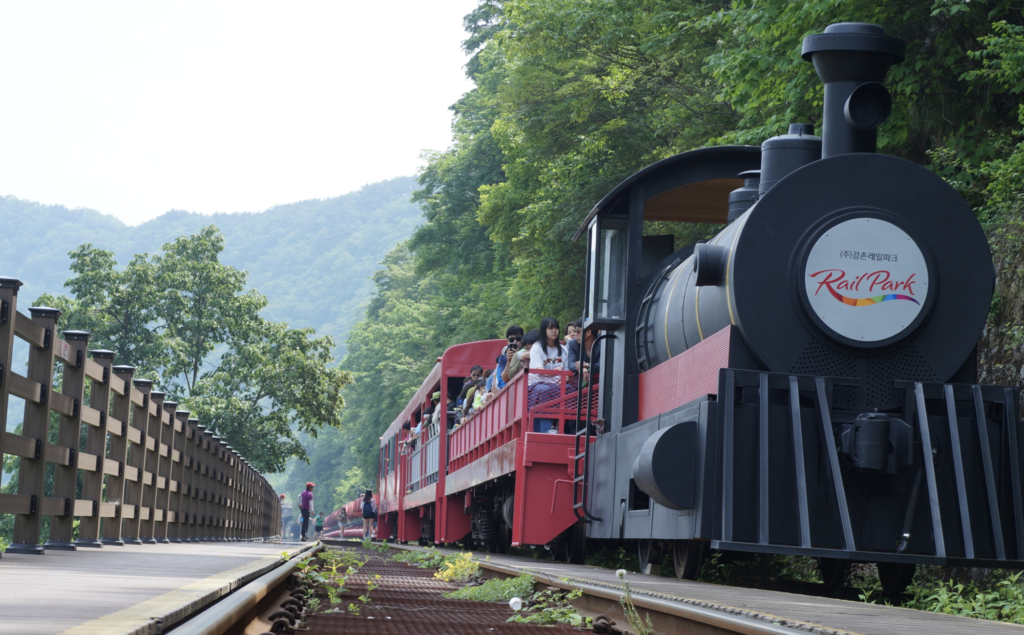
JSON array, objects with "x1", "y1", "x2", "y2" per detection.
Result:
[{"x1": 305, "y1": 546, "x2": 570, "y2": 635}]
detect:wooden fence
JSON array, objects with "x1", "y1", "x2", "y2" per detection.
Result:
[{"x1": 0, "y1": 277, "x2": 281, "y2": 555}]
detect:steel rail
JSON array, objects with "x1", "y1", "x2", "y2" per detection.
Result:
[
  {"x1": 171, "y1": 542, "x2": 321, "y2": 635},
  {"x1": 473, "y1": 559, "x2": 806, "y2": 635}
]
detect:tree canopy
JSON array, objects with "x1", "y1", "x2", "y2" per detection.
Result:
[
  {"x1": 335, "y1": 0, "x2": 1024, "y2": 482},
  {"x1": 37, "y1": 226, "x2": 351, "y2": 473}
]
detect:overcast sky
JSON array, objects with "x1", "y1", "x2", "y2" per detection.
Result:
[{"x1": 0, "y1": 2, "x2": 478, "y2": 225}]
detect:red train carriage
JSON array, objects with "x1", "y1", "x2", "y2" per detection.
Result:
[{"x1": 375, "y1": 340, "x2": 597, "y2": 555}]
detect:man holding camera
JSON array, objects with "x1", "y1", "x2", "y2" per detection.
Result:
[{"x1": 494, "y1": 325, "x2": 524, "y2": 391}]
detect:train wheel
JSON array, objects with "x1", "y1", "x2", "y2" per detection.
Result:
[
  {"x1": 817, "y1": 558, "x2": 850, "y2": 591},
  {"x1": 877, "y1": 562, "x2": 916, "y2": 598},
  {"x1": 567, "y1": 521, "x2": 586, "y2": 564},
  {"x1": 496, "y1": 522, "x2": 512, "y2": 555},
  {"x1": 672, "y1": 540, "x2": 703, "y2": 580},
  {"x1": 638, "y1": 539, "x2": 664, "y2": 575}
]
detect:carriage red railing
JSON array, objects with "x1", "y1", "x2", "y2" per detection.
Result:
[
  {"x1": 447, "y1": 369, "x2": 598, "y2": 473},
  {"x1": 402, "y1": 420, "x2": 441, "y2": 493}
]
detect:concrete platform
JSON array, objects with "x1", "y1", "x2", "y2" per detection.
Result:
[{"x1": 0, "y1": 540, "x2": 311, "y2": 635}]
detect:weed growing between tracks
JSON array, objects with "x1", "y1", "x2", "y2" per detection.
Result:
[
  {"x1": 301, "y1": 545, "x2": 575, "y2": 635},
  {"x1": 392, "y1": 546, "x2": 481, "y2": 581},
  {"x1": 445, "y1": 574, "x2": 535, "y2": 601}
]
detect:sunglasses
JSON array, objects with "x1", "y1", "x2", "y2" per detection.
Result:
[{"x1": 508, "y1": 336, "x2": 522, "y2": 342}]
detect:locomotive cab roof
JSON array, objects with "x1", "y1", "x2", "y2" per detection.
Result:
[{"x1": 571, "y1": 145, "x2": 761, "y2": 243}]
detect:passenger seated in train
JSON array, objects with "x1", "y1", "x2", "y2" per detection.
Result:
[
  {"x1": 495, "y1": 325, "x2": 524, "y2": 388},
  {"x1": 529, "y1": 317, "x2": 567, "y2": 433},
  {"x1": 563, "y1": 321, "x2": 578, "y2": 346},
  {"x1": 445, "y1": 391, "x2": 458, "y2": 429},
  {"x1": 565, "y1": 317, "x2": 588, "y2": 381},
  {"x1": 502, "y1": 329, "x2": 539, "y2": 384},
  {"x1": 398, "y1": 421, "x2": 414, "y2": 453}
]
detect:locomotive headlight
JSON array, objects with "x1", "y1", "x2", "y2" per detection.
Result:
[{"x1": 844, "y1": 82, "x2": 893, "y2": 131}]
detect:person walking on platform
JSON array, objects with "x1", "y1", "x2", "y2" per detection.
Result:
[
  {"x1": 279, "y1": 494, "x2": 293, "y2": 538},
  {"x1": 361, "y1": 490, "x2": 377, "y2": 539},
  {"x1": 299, "y1": 482, "x2": 315, "y2": 541}
]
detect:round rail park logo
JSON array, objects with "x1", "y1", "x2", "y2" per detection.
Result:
[{"x1": 805, "y1": 217, "x2": 929, "y2": 342}]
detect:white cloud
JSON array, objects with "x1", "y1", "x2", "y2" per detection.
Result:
[{"x1": 0, "y1": 1, "x2": 477, "y2": 224}]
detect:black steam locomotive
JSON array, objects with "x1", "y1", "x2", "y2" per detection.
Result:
[{"x1": 577, "y1": 23, "x2": 1020, "y2": 595}]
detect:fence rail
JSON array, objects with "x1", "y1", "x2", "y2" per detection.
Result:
[{"x1": 0, "y1": 277, "x2": 280, "y2": 555}]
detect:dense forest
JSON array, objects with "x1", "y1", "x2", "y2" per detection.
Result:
[{"x1": 320, "y1": 0, "x2": 1024, "y2": 504}]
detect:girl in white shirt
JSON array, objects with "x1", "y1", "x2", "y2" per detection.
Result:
[{"x1": 529, "y1": 317, "x2": 567, "y2": 432}]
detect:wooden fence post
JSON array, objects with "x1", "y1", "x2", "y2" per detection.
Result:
[
  {"x1": 226, "y1": 446, "x2": 239, "y2": 540},
  {"x1": 102, "y1": 364, "x2": 134, "y2": 545},
  {"x1": 79, "y1": 349, "x2": 115, "y2": 547},
  {"x1": 155, "y1": 399, "x2": 176, "y2": 542},
  {"x1": 194, "y1": 425, "x2": 208, "y2": 539},
  {"x1": 167, "y1": 408, "x2": 189, "y2": 542},
  {"x1": 214, "y1": 437, "x2": 228, "y2": 540},
  {"x1": 0, "y1": 278, "x2": 22, "y2": 557},
  {"x1": 46, "y1": 329, "x2": 91, "y2": 550},
  {"x1": 121, "y1": 377, "x2": 150, "y2": 543},
  {"x1": 138, "y1": 389, "x2": 164, "y2": 543},
  {"x1": 8, "y1": 307, "x2": 61, "y2": 555},
  {"x1": 184, "y1": 418, "x2": 200, "y2": 541}
]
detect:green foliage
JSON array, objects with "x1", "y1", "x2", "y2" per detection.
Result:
[
  {"x1": 392, "y1": 547, "x2": 451, "y2": 569},
  {"x1": 392, "y1": 547, "x2": 477, "y2": 578},
  {"x1": 444, "y1": 574, "x2": 535, "y2": 601},
  {"x1": 698, "y1": 553, "x2": 822, "y2": 587},
  {"x1": 435, "y1": 552, "x2": 480, "y2": 581},
  {"x1": 36, "y1": 226, "x2": 352, "y2": 473},
  {"x1": 294, "y1": 548, "x2": 375, "y2": 614},
  {"x1": 586, "y1": 546, "x2": 639, "y2": 573},
  {"x1": 334, "y1": 467, "x2": 367, "y2": 508},
  {"x1": 186, "y1": 317, "x2": 351, "y2": 473},
  {"x1": 902, "y1": 571, "x2": 1024, "y2": 623},
  {"x1": 155, "y1": 226, "x2": 267, "y2": 394},
  {"x1": 507, "y1": 587, "x2": 591, "y2": 628},
  {"x1": 338, "y1": 0, "x2": 1024, "y2": 483}
]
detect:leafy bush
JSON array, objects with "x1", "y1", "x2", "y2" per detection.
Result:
[
  {"x1": 392, "y1": 547, "x2": 450, "y2": 569},
  {"x1": 857, "y1": 567, "x2": 1024, "y2": 625},
  {"x1": 445, "y1": 574, "x2": 535, "y2": 601},
  {"x1": 435, "y1": 552, "x2": 480, "y2": 581},
  {"x1": 586, "y1": 546, "x2": 639, "y2": 573}
]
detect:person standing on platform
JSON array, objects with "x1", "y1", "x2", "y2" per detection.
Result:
[
  {"x1": 279, "y1": 494, "x2": 293, "y2": 538},
  {"x1": 361, "y1": 490, "x2": 377, "y2": 539},
  {"x1": 299, "y1": 482, "x2": 315, "y2": 541},
  {"x1": 313, "y1": 512, "x2": 325, "y2": 540}
]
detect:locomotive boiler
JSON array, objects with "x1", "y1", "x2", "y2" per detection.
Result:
[{"x1": 577, "y1": 23, "x2": 1022, "y2": 593}]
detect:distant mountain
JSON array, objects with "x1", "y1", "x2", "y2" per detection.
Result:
[{"x1": 0, "y1": 176, "x2": 423, "y2": 357}]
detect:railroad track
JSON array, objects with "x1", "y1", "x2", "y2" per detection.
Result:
[
  {"x1": 167, "y1": 540, "x2": 1023, "y2": 635},
  {"x1": 169, "y1": 540, "x2": 804, "y2": 635}
]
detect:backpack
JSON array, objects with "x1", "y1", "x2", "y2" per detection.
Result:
[{"x1": 362, "y1": 500, "x2": 374, "y2": 516}]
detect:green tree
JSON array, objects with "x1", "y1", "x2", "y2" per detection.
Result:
[
  {"x1": 36, "y1": 245, "x2": 166, "y2": 372},
  {"x1": 156, "y1": 226, "x2": 267, "y2": 394},
  {"x1": 333, "y1": 466, "x2": 367, "y2": 508},
  {"x1": 185, "y1": 320, "x2": 352, "y2": 473},
  {"x1": 36, "y1": 226, "x2": 350, "y2": 473}
]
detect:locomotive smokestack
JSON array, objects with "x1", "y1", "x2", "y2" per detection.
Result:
[{"x1": 802, "y1": 23, "x2": 905, "y2": 158}]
